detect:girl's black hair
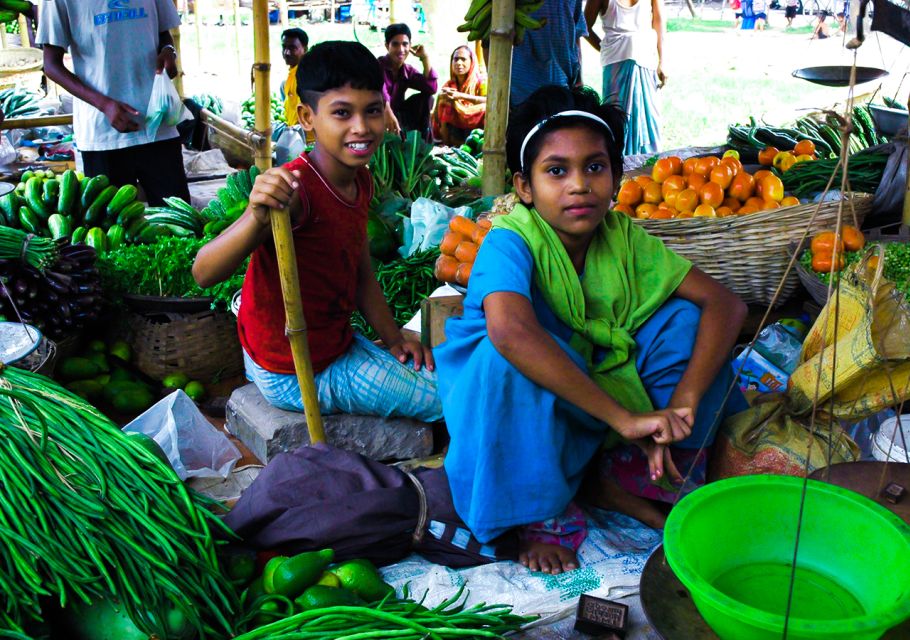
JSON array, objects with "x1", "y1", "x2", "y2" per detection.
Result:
[
  {"x1": 385, "y1": 23, "x2": 412, "y2": 44},
  {"x1": 506, "y1": 85, "x2": 626, "y2": 185},
  {"x1": 296, "y1": 41, "x2": 383, "y2": 109}
]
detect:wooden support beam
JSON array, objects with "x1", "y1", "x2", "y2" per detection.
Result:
[
  {"x1": 481, "y1": 0, "x2": 514, "y2": 197},
  {"x1": 0, "y1": 114, "x2": 73, "y2": 130}
]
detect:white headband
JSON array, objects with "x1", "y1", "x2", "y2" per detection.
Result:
[{"x1": 519, "y1": 110, "x2": 614, "y2": 174}]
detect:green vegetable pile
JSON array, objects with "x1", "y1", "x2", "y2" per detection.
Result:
[
  {"x1": 0, "y1": 87, "x2": 39, "y2": 119},
  {"x1": 351, "y1": 248, "x2": 440, "y2": 340},
  {"x1": 234, "y1": 584, "x2": 535, "y2": 640},
  {"x1": 800, "y1": 242, "x2": 910, "y2": 298},
  {"x1": 192, "y1": 93, "x2": 224, "y2": 116},
  {"x1": 369, "y1": 132, "x2": 440, "y2": 204},
  {"x1": 241, "y1": 94, "x2": 284, "y2": 129},
  {"x1": 0, "y1": 364, "x2": 238, "y2": 637},
  {"x1": 97, "y1": 236, "x2": 247, "y2": 309},
  {"x1": 782, "y1": 151, "x2": 888, "y2": 198}
]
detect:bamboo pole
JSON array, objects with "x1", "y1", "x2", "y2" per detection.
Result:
[
  {"x1": 200, "y1": 108, "x2": 266, "y2": 150},
  {"x1": 1, "y1": 28, "x2": 7, "y2": 49},
  {"x1": 233, "y1": 0, "x2": 242, "y2": 74},
  {"x1": 0, "y1": 114, "x2": 73, "y2": 130},
  {"x1": 252, "y1": 0, "x2": 326, "y2": 445},
  {"x1": 389, "y1": 0, "x2": 398, "y2": 22},
  {"x1": 16, "y1": 13, "x2": 28, "y2": 46},
  {"x1": 278, "y1": 0, "x2": 289, "y2": 27},
  {"x1": 171, "y1": 26, "x2": 185, "y2": 96},
  {"x1": 904, "y1": 98, "x2": 910, "y2": 227},
  {"x1": 481, "y1": 0, "x2": 514, "y2": 197},
  {"x1": 194, "y1": 0, "x2": 204, "y2": 68}
]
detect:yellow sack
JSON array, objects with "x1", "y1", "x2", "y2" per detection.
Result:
[
  {"x1": 788, "y1": 249, "x2": 910, "y2": 421},
  {"x1": 711, "y1": 397, "x2": 860, "y2": 479}
]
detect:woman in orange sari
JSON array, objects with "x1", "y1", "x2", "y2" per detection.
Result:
[{"x1": 432, "y1": 45, "x2": 487, "y2": 146}]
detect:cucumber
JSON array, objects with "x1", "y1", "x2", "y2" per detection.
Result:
[
  {"x1": 0, "y1": 192, "x2": 21, "y2": 227},
  {"x1": 58, "y1": 170, "x2": 79, "y2": 216},
  {"x1": 83, "y1": 185, "x2": 117, "y2": 226},
  {"x1": 106, "y1": 184, "x2": 138, "y2": 219},
  {"x1": 41, "y1": 179, "x2": 60, "y2": 211},
  {"x1": 71, "y1": 226, "x2": 87, "y2": 244},
  {"x1": 85, "y1": 227, "x2": 107, "y2": 254},
  {"x1": 18, "y1": 206, "x2": 41, "y2": 234},
  {"x1": 106, "y1": 224, "x2": 125, "y2": 250},
  {"x1": 80, "y1": 175, "x2": 110, "y2": 210},
  {"x1": 47, "y1": 213, "x2": 72, "y2": 240},
  {"x1": 0, "y1": 0, "x2": 33, "y2": 14},
  {"x1": 19, "y1": 170, "x2": 34, "y2": 183},
  {"x1": 25, "y1": 176, "x2": 51, "y2": 220},
  {"x1": 116, "y1": 201, "x2": 145, "y2": 226}
]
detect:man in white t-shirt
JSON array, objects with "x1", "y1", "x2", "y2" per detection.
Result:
[{"x1": 37, "y1": 0, "x2": 190, "y2": 205}]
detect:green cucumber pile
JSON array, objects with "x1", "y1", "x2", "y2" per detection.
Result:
[
  {"x1": 433, "y1": 146, "x2": 483, "y2": 191},
  {"x1": 0, "y1": 364, "x2": 238, "y2": 638},
  {"x1": 0, "y1": 87, "x2": 40, "y2": 120},
  {"x1": 0, "y1": 169, "x2": 144, "y2": 253},
  {"x1": 192, "y1": 93, "x2": 224, "y2": 116}
]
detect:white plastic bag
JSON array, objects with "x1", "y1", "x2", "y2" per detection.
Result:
[
  {"x1": 400, "y1": 198, "x2": 472, "y2": 257},
  {"x1": 124, "y1": 390, "x2": 241, "y2": 480},
  {"x1": 145, "y1": 72, "x2": 192, "y2": 139}
]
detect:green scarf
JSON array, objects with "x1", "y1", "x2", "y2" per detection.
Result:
[{"x1": 492, "y1": 203, "x2": 691, "y2": 413}]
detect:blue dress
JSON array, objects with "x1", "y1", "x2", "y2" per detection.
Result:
[{"x1": 434, "y1": 230, "x2": 746, "y2": 543}]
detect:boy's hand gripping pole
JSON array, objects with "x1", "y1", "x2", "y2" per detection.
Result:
[{"x1": 270, "y1": 206, "x2": 326, "y2": 444}]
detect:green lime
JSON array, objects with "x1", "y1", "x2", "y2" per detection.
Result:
[
  {"x1": 108, "y1": 340, "x2": 131, "y2": 362},
  {"x1": 184, "y1": 381, "x2": 206, "y2": 401},
  {"x1": 262, "y1": 555, "x2": 288, "y2": 594},
  {"x1": 162, "y1": 372, "x2": 190, "y2": 390},
  {"x1": 88, "y1": 339, "x2": 107, "y2": 353},
  {"x1": 316, "y1": 571, "x2": 342, "y2": 588}
]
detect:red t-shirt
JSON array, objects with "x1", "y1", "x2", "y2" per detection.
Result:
[{"x1": 237, "y1": 154, "x2": 373, "y2": 374}]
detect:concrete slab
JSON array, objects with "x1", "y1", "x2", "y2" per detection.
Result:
[{"x1": 225, "y1": 383, "x2": 434, "y2": 464}]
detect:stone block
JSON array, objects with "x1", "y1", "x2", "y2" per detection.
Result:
[{"x1": 226, "y1": 384, "x2": 434, "y2": 463}]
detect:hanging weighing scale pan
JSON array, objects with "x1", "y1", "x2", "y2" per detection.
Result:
[
  {"x1": 0, "y1": 322, "x2": 41, "y2": 365},
  {"x1": 0, "y1": 181, "x2": 15, "y2": 198},
  {"x1": 792, "y1": 65, "x2": 888, "y2": 87}
]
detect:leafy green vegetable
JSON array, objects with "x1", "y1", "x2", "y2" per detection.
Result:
[
  {"x1": 800, "y1": 242, "x2": 910, "y2": 299},
  {"x1": 97, "y1": 237, "x2": 247, "y2": 309}
]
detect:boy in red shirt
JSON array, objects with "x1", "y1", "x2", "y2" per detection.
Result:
[{"x1": 193, "y1": 41, "x2": 441, "y2": 421}]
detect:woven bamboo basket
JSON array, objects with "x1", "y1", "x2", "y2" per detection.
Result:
[
  {"x1": 127, "y1": 309, "x2": 243, "y2": 382},
  {"x1": 632, "y1": 193, "x2": 873, "y2": 307},
  {"x1": 0, "y1": 47, "x2": 43, "y2": 92}
]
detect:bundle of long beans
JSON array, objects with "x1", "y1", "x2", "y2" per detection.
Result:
[
  {"x1": 781, "y1": 151, "x2": 888, "y2": 197},
  {"x1": 0, "y1": 225, "x2": 59, "y2": 271},
  {"x1": 233, "y1": 585, "x2": 536, "y2": 640},
  {"x1": 0, "y1": 365, "x2": 239, "y2": 638}
]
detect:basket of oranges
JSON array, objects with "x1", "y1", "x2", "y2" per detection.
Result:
[{"x1": 617, "y1": 148, "x2": 872, "y2": 307}]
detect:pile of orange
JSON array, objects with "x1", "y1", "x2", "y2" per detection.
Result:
[
  {"x1": 758, "y1": 139, "x2": 819, "y2": 173},
  {"x1": 615, "y1": 151, "x2": 801, "y2": 220},
  {"x1": 809, "y1": 225, "x2": 865, "y2": 273},
  {"x1": 435, "y1": 215, "x2": 491, "y2": 286}
]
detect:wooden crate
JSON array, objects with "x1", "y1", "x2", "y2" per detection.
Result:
[{"x1": 420, "y1": 295, "x2": 464, "y2": 348}]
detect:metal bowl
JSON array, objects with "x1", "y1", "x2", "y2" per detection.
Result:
[
  {"x1": 792, "y1": 66, "x2": 888, "y2": 87},
  {"x1": 868, "y1": 104, "x2": 908, "y2": 137}
]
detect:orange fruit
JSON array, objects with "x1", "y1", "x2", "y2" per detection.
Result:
[
  {"x1": 744, "y1": 196, "x2": 765, "y2": 209},
  {"x1": 642, "y1": 181, "x2": 663, "y2": 205},
  {"x1": 686, "y1": 173, "x2": 708, "y2": 190},
  {"x1": 617, "y1": 181, "x2": 643, "y2": 207},
  {"x1": 758, "y1": 146, "x2": 780, "y2": 166},
  {"x1": 613, "y1": 203, "x2": 635, "y2": 216},
  {"x1": 666, "y1": 156, "x2": 683, "y2": 175},
  {"x1": 811, "y1": 252, "x2": 845, "y2": 273},
  {"x1": 694, "y1": 156, "x2": 719, "y2": 177},
  {"x1": 699, "y1": 182, "x2": 725, "y2": 208},
  {"x1": 709, "y1": 163, "x2": 734, "y2": 190},
  {"x1": 651, "y1": 158, "x2": 674, "y2": 183},
  {"x1": 675, "y1": 188, "x2": 699, "y2": 212},
  {"x1": 728, "y1": 173, "x2": 755, "y2": 201},
  {"x1": 693, "y1": 204, "x2": 717, "y2": 218},
  {"x1": 635, "y1": 203, "x2": 658, "y2": 219},
  {"x1": 842, "y1": 225, "x2": 865, "y2": 251},
  {"x1": 633, "y1": 175, "x2": 654, "y2": 189},
  {"x1": 793, "y1": 139, "x2": 816, "y2": 156},
  {"x1": 716, "y1": 206, "x2": 735, "y2": 217},
  {"x1": 675, "y1": 211, "x2": 694, "y2": 219},
  {"x1": 682, "y1": 157, "x2": 698, "y2": 176},
  {"x1": 662, "y1": 174, "x2": 687, "y2": 197},
  {"x1": 811, "y1": 232, "x2": 844, "y2": 255},
  {"x1": 650, "y1": 208, "x2": 674, "y2": 219},
  {"x1": 761, "y1": 199, "x2": 781, "y2": 210},
  {"x1": 722, "y1": 196, "x2": 741, "y2": 211},
  {"x1": 720, "y1": 156, "x2": 743, "y2": 176},
  {"x1": 753, "y1": 169, "x2": 772, "y2": 182},
  {"x1": 780, "y1": 196, "x2": 800, "y2": 207},
  {"x1": 761, "y1": 174, "x2": 785, "y2": 202},
  {"x1": 737, "y1": 205, "x2": 759, "y2": 215},
  {"x1": 663, "y1": 189, "x2": 680, "y2": 209}
]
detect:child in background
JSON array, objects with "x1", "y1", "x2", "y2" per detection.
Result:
[
  {"x1": 434, "y1": 86, "x2": 747, "y2": 574},
  {"x1": 193, "y1": 41, "x2": 441, "y2": 422}
]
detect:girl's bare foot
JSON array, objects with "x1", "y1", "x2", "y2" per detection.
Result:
[
  {"x1": 583, "y1": 475, "x2": 668, "y2": 530},
  {"x1": 519, "y1": 540, "x2": 579, "y2": 575}
]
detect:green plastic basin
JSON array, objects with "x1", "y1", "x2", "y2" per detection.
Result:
[{"x1": 664, "y1": 475, "x2": 910, "y2": 640}]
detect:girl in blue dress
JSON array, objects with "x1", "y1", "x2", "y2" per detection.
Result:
[{"x1": 434, "y1": 85, "x2": 748, "y2": 575}]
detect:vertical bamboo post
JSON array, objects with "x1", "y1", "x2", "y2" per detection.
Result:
[
  {"x1": 278, "y1": 0, "x2": 289, "y2": 27},
  {"x1": 195, "y1": 0, "x2": 203, "y2": 67},
  {"x1": 481, "y1": 0, "x2": 514, "y2": 196},
  {"x1": 16, "y1": 13, "x2": 28, "y2": 46},
  {"x1": 252, "y1": 0, "x2": 326, "y2": 444},
  {"x1": 330, "y1": 0, "x2": 336, "y2": 23},
  {"x1": 904, "y1": 98, "x2": 910, "y2": 227},
  {"x1": 171, "y1": 27, "x2": 184, "y2": 95},
  {"x1": 389, "y1": 0, "x2": 398, "y2": 22},
  {"x1": 233, "y1": 0, "x2": 242, "y2": 75},
  {"x1": 1, "y1": 28, "x2": 7, "y2": 49}
]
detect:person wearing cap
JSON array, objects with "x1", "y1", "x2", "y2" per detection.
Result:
[
  {"x1": 378, "y1": 22, "x2": 438, "y2": 137},
  {"x1": 38, "y1": 0, "x2": 190, "y2": 206}
]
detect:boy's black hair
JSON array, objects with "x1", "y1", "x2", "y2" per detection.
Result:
[
  {"x1": 295, "y1": 41, "x2": 383, "y2": 109},
  {"x1": 506, "y1": 85, "x2": 626, "y2": 186},
  {"x1": 281, "y1": 27, "x2": 309, "y2": 49},
  {"x1": 385, "y1": 23, "x2": 412, "y2": 44}
]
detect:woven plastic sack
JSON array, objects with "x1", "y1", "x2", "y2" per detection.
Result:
[
  {"x1": 788, "y1": 248, "x2": 910, "y2": 421},
  {"x1": 146, "y1": 72, "x2": 192, "y2": 139}
]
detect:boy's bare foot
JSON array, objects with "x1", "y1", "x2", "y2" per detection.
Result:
[
  {"x1": 519, "y1": 540, "x2": 579, "y2": 575},
  {"x1": 583, "y1": 475, "x2": 668, "y2": 530}
]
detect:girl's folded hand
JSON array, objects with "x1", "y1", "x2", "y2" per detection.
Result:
[{"x1": 618, "y1": 408, "x2": 692, "y2": 444}]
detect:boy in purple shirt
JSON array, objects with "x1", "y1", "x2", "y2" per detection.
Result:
[{"x1": 378, "y1": 23, "x2": 438, "y2": 138}]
